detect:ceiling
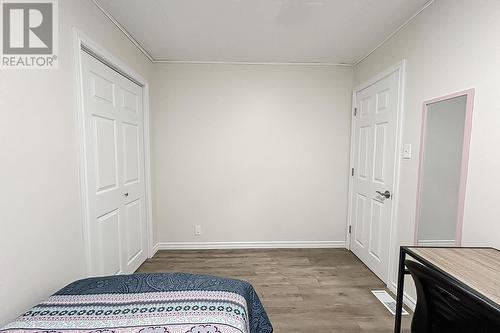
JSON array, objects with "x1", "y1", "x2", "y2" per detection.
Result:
[{"x1": 94, "y1": 0, "x2": 432, "y2": 64}]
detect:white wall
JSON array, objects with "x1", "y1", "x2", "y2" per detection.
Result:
[
  {"x1": 151, "y1": 64, "x2": 353, "y2": 245},
  {"x1": 0, "y1": 0, "x2": 152, "y2": 326},
  {"x1": 354, "y1": 0, "x2": 500, "y2": 293}
]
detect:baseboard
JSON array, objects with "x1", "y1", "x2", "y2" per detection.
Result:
[
  {"x1": 154, "y1": 240, "x2": 346, "y2": 251},
  {"x1": 151, "y1": 242, "x2": 160, "y2": 257},
  {"x1": 417, "y1": 239, "x2": 455, "y2": 246},
  {"x1": 389, "y1": 281, "x2": 416, "y2": 311}
]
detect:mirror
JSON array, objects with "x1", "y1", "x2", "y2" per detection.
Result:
[{"x1": 415, "y1": 89, "x2": 474, "y2": 246}]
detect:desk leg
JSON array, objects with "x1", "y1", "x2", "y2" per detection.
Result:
[{"x1": 394, "y1": 247, "x2": 406, "y2": 333}]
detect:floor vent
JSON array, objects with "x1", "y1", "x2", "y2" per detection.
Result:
[{"x1": 371, "y1": 290, "x2": 409, "y2": 316}]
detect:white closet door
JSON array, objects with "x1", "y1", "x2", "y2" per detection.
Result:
[{"x1": 81, "y1": 51, "x2": 147, "y2": 276}]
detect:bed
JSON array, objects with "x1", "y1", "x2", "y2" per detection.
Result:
[{"x1": 1, "y1": 273, "x2": 273, "y2": 333}]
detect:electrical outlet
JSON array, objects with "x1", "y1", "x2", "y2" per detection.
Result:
[{"x1": 194, "y1": 224, "x2": 202, "y2": 236}]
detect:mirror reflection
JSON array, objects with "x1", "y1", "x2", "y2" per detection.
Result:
[{"x1": 415, "y1": 91, "x2": 473, "y2": 246}]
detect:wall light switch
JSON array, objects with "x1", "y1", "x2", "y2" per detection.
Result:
[{"x1": 403, "y1": 144, "x2": 412, "y2": 159}]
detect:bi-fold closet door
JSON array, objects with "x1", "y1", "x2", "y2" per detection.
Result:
[{"x1": 81, "y1": 50, "x2": 147, "y2": 276}]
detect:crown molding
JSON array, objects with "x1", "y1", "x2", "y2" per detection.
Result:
[
  {"x1": 353, "y1": 0, "x2": 435, "y2": 66},
  {"x1": 92, "y1": 0, "x2": 155, "y2": 62},
  {"x1": 93, "y1": 0, "x2": 434, "y2": 67},
  {"x1": 153, "y1": 60, "x2": 353, "y2": 66}
]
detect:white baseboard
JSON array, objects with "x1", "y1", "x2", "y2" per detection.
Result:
[
  {"x1": 153, "y1": 240, "x2": 346, "y2": 251},
  {"x1": 389, "y1": 281, "x2": 416, "y2": 311},
  {"x1": 151, "y1": 243, "x2": 160, "y2": 257},
  {"x1": 417, "y1": 239, "x2": 455, "y2": 246}
]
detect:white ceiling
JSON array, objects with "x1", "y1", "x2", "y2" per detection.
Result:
[{"x1": 95, "y1": 0, "x2": 431, "y2": 64}]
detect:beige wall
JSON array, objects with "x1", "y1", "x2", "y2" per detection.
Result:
[
  {"x1": 0, "y1": 0, "x2": 153, "y2": 325},
  {"x1": 354, "y1": 0, "x2": 500, "y2": 292},
  {"x1": 151, "y1": 64, "x2": 353, "y2": 245}
]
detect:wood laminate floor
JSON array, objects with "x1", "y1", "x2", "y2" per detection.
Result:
[{"x1": 137, "y1": 248, "x2": 411, "y2": 332}]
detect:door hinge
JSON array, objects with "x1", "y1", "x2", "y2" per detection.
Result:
[
  {"x1": 354, "y1": 107, "x2": 357, "y2": 116},
  {"x1": 351, "y1": 168, "x2": 355, "y2": 176},
  {"x1": 348, "y1": 225, "x2": 352, "y2": 234}
]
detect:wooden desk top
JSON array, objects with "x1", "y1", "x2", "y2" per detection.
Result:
[{"x1": 406, "y1": 247, "x2": 500, "y2": 309}]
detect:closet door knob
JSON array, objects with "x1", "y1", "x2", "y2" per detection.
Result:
[{"x1": 124, "y1": 193, "x2": 129, "y2": 197}]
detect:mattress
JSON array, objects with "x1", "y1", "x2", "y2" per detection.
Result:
[{"x1": 1, "y1": 273, "x2": 273, "y2": 333}]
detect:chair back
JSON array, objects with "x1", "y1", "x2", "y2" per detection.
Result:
[{"x1": 405, "y1": 259, "x2": 500, "y2": 333}]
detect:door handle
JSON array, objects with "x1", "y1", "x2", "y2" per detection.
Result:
[
  {"x1": 376, "y1": 190, "x2": 391, "y2": 199},
  {"x1": 124, "y1": 193, "x2": 129, "y2": 197}
]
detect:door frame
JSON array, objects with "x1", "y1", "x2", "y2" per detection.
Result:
[
  {"x1": 72, "y1": 29, "x2": 154, "y2": 276},
  {"x1": 346, "y1": 60, "x2": 406, "y2": 285}
]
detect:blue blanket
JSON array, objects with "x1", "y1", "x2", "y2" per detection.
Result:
[{"x1": 1, "y1": 273, "x2": 273, "y2": 333}]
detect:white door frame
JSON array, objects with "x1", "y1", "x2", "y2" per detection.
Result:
[
  {"x1": 346, "y1": 60, "x2": 406, "y2": 286},
  {"x1": 72, "y1": 29, "x2": 154, "y2": 276}
]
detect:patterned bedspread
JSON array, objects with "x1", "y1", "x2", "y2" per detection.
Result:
[{"x1": 1, "y1": 273, "x2": 273, "y2": 333}]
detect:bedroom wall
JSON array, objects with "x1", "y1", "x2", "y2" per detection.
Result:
[
  {"x1": 354, "y1": 0, "x2": 500, "y2": 293},
  {"x1": 151, "y1": 64, "x2": 353, "y2": 247},
  {"x1": 0, "y1": 0, "x2": 153, "y2": 326}
]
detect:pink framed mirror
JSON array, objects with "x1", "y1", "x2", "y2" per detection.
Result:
[{"x1": 414, "y1": 89, "x2": 475, "y2": 247}]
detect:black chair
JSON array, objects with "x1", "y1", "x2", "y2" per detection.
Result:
[{"x1": 405, "y1": 259, "x2": 500, "y2": 333}]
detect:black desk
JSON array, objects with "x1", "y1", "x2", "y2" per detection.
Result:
[{"x1": 394, "y1": 246, "x2": 500, "y2": 333}]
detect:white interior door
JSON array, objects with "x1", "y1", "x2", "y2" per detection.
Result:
[
  {"x1": 81, "y1": 50, "x2": 147, "y2": 276},
  {"x1": 350, "y1": 70, "x2": 400, "y2": 283}
]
